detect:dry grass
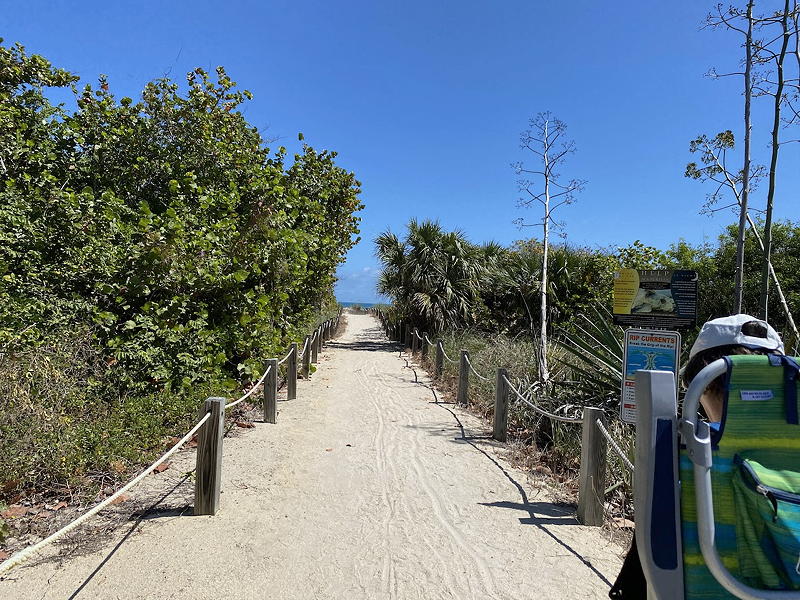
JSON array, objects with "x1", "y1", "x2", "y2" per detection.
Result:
[{"x1": 0, "y1": 329, "x2": 208, "y2": 506}]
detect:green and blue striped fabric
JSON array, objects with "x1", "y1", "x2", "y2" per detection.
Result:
[
  {"x1": 680, "y1": 355, "x2": 800, "y2": 599},
  {"x1": 731, "y1": 450, "x2": 800, "y2": 588}
]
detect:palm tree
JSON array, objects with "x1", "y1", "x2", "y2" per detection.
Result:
[{"x1": 374, "y1": 219, "x2": 484, "y2": 333}]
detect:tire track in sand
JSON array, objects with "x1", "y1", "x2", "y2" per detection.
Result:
[
  {"x1": 354, "y1": 356, "x2": 465, "y2": 599},
  {"x1": 363, "y1": 356, "x2": 398, "y2": 600},
  {"x1": 363, "y1": 356, "x2": 509, "y2": 600}
]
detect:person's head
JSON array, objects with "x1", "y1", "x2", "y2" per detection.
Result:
[{"x1": 682, "y1": 314, "x2": 784, "y2": 421}]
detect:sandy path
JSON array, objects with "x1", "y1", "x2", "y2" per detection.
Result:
[{"x1": 0, "y1": 312, "x2": 621, "y2": 599}]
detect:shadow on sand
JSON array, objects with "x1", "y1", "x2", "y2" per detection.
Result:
[
  {"x1": 397, "y1": 353, "x2": 614, "y2": 588},
  {"x1": 67, "y1": 477, "x2": 194, "y2": 599}
]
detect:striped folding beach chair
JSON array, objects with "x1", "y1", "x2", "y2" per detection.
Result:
[{"x1": 634, "y1": 355, "x2": 800, "y2": 599}]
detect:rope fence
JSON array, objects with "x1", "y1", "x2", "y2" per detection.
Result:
[
  {"x1": 464, "y1": 354, "x2": 491, "y2": 382},
  {"x1": 0, "y1": 309, "x2": 344, "y2": 575},
  {"x1": 0, "y1": 410, "x2": 212, "y2": 575},
  {"x1": 595, "y1": 418, "x2": 634, "y2": 472},
  {"x1": 277, "y1": 345, "x2": 294, "y2": 365},
  {"x1": 225, "y1": 364, "x2": 273, "y2": 411},
  {"x1": 370, "y1": 307, "x2": 632, "y2": 528},
  {"x1": 441, "y1": 347, "x2": 457, "y2": 364},
  {"x1": 503, "y1": 375, "x2": 582, "y2": 423}
]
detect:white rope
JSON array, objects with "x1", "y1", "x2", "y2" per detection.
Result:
[
  {"x1": 464, "y1": 354, "x2": 491, "y2": 382},
  {"x1": 595, "y1": 418, "x2": 634, "y2": 472},
  {"x1": 0, "y1": 411, "x2": 212, "y2": 575},
  {"x1": 277, "y1": 345, "x2": 294, "y2": 365},
  {"x1": 298, "y1": 336, "x2": 310, "y2": 359},
  {"x1": 424, "y1": 334, "x2": 435, "y2": 345},
  {"x1": 226, "y1": 364, "x2": 273, "y2": 410},
  {"x1": 502, "y1": 375, "x2": 583, "y2": 424},
  {"x1": 440, "y1": 345, "x2": 458, "y2": 364}
]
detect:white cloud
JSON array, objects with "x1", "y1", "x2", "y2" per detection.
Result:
[{"x1": 335, "y1": 265, "x2": 387, "y2": 304}]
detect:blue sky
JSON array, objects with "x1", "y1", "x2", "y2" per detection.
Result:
[{"x1": 4, "y1": 1, "x2": 798, "y2": 303}]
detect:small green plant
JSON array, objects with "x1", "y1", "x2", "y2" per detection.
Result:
[{"x1": 554, "y1": 304, "x2": 624, "y2": 409}]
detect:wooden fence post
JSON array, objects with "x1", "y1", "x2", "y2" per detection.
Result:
[
  {"x1": 398, "y1": 320, "x2": 403, "y2": 344},
  {"x1": 263, "y1": 358, "x2": 278, "y2": 424},
  {"x1": 457, "y1": 350, "x2": 469, "y2": 406},
  {"x1": 435, "y1": 340, "x2": 444, "y2": 378},
  {"x1": 404, "y1": 325, "x2": 411, "y2": 351},
  {"x1": 493, "y1": 368, "x2": 509, "y2": 442},
  {"x1": 287, "y1": 342, "x2": 298, "y2": 400},
  {"x1": 194, "y1": 396, "x2": 226, "y2": 516},
  {"x1": 302, "y1": 335, "x2": 311, "y2": 378},
  {"x1": 312, "y1": 329, "x2": 320, "y2": 364},
  {"x1": 411, "y1": 328, "x2": 418, "y2": 354},
  {"x1": 421, "y1": 332, "x2": 429, "y2": 360},
  {"x1": 577, "y1": 406, "x2": 607, "y2": 526}
]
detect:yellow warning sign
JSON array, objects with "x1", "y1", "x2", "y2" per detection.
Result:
[{"x1": 613, "y1": 268, "x2": 639, "y2": 315}]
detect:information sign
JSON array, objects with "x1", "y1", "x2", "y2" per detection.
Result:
[
  {"x1": 620, "y1": 329, "x2": 681, "y2": 424},
  {"x1": 613, "y1": 269, "x2": 698, "y2": 329}
]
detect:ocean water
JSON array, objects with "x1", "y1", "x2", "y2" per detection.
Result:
[{"x1": 339, "y1": 301, "x2": 378, "y2": 308}]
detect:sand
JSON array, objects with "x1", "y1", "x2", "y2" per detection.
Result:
[{"x1": 0, "y1": 312, "x2": 622, "y2": 599}]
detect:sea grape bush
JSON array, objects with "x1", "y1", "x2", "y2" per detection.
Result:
[
  {"x1": 0, "y1": 39, "x2": 362, "y2": 393},
  {"x1": 0, "y1": 39, "x2": 360, "y2": 496}
]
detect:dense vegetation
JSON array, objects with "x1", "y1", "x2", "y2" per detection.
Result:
[
  {"x1": 0, "y1": 40, "x2": 362, "y2": 499},
  {"x1": 376, "y1": 219, "x2": 800, "y2": 509},
  {"x1": 378, "y1": 219, "x2": 800, "y2": 349}
]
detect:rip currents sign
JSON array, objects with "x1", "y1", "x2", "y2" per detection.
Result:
[{"x1": 621, "y1": 329, "x2": 681, "y2": 424}]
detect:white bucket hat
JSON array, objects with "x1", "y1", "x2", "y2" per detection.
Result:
[{"x1": 688, "y1": 314, "x2": 784, "y2": 360}]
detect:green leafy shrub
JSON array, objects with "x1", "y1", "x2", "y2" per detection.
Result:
[{"x1": 0, "y1": 39, "x2": 362, "y2": 498}]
